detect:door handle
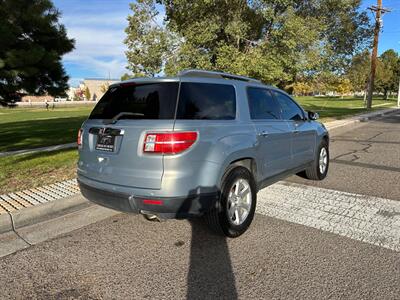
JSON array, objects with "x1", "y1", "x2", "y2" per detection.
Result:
[{"x1": 258, "y1": 131, "x2": 268, "y2": 137}]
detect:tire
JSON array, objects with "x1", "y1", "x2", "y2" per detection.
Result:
[
  {"x1": 304, "y1": 139, "x2": 329, "y2": 180},
  {"x1": 205, "y1": 166, "x2": 257, "y2": 238}
]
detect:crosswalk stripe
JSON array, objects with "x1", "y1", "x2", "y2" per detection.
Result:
[{"x1": 256, "y1": 182, "x2": 400, "y2": 252}]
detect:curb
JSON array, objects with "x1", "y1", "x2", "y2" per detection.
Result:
[
  {"x1": 10, "y1": 194, "x2": 90, "y2": 230},
  {"x1": 325, "y1": 107, "x2": 399, "y2": 131},
  {"x1": 0, "y1": 213, "x2": 12, "y2": 234},
  {"x1": 0, "y1": 193, "x2": 89, "y2": 235}
]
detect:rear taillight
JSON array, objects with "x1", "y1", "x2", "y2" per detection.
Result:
[
  {"x1": 77, "y1": 128, "x2": 83, "y2": 148},
  {"x1": 143, "y1": 131, "x2": 197, "y2": 154}
]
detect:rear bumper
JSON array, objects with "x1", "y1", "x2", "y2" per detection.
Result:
[{"x1": 78, "y1": 180, "x2": 219, "y2": 219}]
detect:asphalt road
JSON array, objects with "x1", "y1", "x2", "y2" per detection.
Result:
[
  {"x1": 288, "y1": 111, "x2": 400, "y2": 201},
  {"x1": 1, "y1": 213, "x2": 400, "y2": 300},
  {"x1": 1, "y1": 112, "x2": 400, "y2": 299}
]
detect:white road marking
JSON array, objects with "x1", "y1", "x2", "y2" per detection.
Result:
[{"x1": 256, "y1": 182, "x2": 400, "y2": 252}]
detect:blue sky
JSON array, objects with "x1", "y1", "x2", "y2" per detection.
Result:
[{"x1": 54, "y1": 0, "x2": 400, "y2": 87}]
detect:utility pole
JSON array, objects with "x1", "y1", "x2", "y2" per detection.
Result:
[{"x1": 366, "y1": 0, "x2": 390, "y2": 109}]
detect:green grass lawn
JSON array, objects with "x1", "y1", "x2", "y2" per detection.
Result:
[
  {"x1": 295, "y1": 96, "x2": 397, "y2": 122},
  {"x1": 0, "y1": 149, "x2": 78, "y2": 194},
  {"x1": 0, "y1": 106, "x2": 93, "y2": 152}
]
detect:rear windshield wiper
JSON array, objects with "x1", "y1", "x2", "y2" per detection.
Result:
[{"x1": 104, "y1": 112, "x2": 145, "y2": 124}]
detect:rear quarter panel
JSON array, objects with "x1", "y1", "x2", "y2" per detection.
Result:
[{"x1": 163, "y1": 120, "x2": 257, "y2": 195}]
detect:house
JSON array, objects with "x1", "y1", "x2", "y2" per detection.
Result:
[{"x1": 81, "y1": 78, "x2": 119, "y2": 101}]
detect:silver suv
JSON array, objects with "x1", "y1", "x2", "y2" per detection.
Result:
[{"x1": 77, "y1": 70, "x2": 329, "y2": 237}]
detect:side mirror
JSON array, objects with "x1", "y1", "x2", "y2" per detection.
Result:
[{"x1": 308, "y1": 111, "x2": 319, "y2": 120}]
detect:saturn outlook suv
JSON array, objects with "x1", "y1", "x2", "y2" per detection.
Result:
[{"x1": 77, "y1": 70, "x2": 329, "y2": 237}]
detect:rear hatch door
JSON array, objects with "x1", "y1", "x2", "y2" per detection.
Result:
[{"x1": 78, "y1": 80, "x2": 179, "y2": 189}]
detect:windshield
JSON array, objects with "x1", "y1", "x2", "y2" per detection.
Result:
[{"x1": 89, "y1": 82, "x2": 179, "y2": 120}]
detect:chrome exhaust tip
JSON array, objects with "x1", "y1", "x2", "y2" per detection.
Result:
[{"x1": 141, "y1": 212, "x2": 164, "y2": 222}]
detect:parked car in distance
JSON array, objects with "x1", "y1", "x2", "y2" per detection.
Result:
[{"x1": 77, "y1": 70, "x2": 329, "y2": 237}]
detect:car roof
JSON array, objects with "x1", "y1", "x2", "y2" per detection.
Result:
[{"x1": 110, "y1": 69, "x2": 280, "y2": 92}]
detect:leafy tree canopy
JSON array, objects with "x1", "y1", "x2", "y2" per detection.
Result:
[
  {"x1": 375, "y1": 49, "x2": 399, "y2": 98},
  {"x1": 121, "y1": 73, "x2": 134, "y2": 81},
  {"x1": 346, "y1": 50, "x2": 370, "y2": 92},
  {"x1": 0, "y1": 0, "x2": 74, "y2": 101},
  {"x1": 125, "y1": 0, "x2": 372, "y2": 87}
]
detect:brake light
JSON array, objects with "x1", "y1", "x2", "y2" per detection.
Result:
[
  {"x1": 77, "y1": 128, "x2": 83, "y2": 148},
  {"x1": 143, "y1": 131, "x2": 197, "y2": 154}
]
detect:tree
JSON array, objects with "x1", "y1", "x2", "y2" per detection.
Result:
[
  {"x1": 375, "y1": 50, "x2": 399, "y2": 99},
  {"x1": 335, "y1": 78, "x2": 353, "y2": 98},
  {"x1": 288, "y1": 81, "x2": 313, "y2": 96},
  {"x1": 100, "y1": 83, "x2": 109, "y2": 93},
  {"x1": 161, "y1": 0, "x2": 323, "y2": 85},
  {"x1": 346, "y1": 50, "x2": 370, "y2": 93},
  {"x1": 84, "y1": 87, "x2": 91, "y2": 101},
  {"x1": 124, "y1": 0, "x2": 171, "y2": 77},
  {"x1": 121, "y1": 73, "x2": 133, "y2": 81},
  {"x1": 125, "y1": 0, "x2": 372, "y2": 88},
  {"x1": 0, "y1": 0, "x2": 75, "y2": 101},
  {"x1": 74, "y1": 89, "x2": 83, "y2": 101}
]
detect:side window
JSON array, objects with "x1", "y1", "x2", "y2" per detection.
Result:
[
  {"x1": 272, "y1": 91, "x2": 304, "y2": 121},
  {"x1": 247, "y1": 87, "x2": 281, "y2": 120},
  {"x1": 176, "y1": 83, "x2": 236, "y2": 120}
]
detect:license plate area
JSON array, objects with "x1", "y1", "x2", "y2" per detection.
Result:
[{"x1": 95, "y1": 134, "x2": 116, "y2": 152}]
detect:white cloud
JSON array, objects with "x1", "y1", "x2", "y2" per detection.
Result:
[
  {"x1": 61, "y1": 10, "x2": 129, "y2": 80},
  {"x1": 62, "y1": 13, "x2": 128, "y2": 28},
  {"x1": 59, "y1": 5, "x2": 166, "y2": 81},
  {"x1": 65, "y1": 27, "x2": 127, "y2": 57},
  {"x1": 65, "y1": 54, "x2": 127, "y2": 80}
]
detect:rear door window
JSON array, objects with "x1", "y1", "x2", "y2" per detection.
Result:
[
  {"x1": 89, "y1": 82, "x2": 179, "y2": 120},
  {"x1": 176, "y1": 83, "x2": 236, "y2": 120},
  {"x1": 272, "y1": 91, "x2": 304, "y2": 121},
  {"x1": 247, "y1": 87, "x2": 281, "y2": 120}
]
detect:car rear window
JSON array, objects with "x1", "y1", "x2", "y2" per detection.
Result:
[
  {"x1": 176, "y1": 83, "x2": 236, "y2": 120},
  {"x1": 89, "y1": 82, "x2": 179, "y2": 120}
]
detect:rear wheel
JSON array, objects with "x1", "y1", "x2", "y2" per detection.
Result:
[
  {"x1": 303, "y1": 139, "x2": 329, "y2": 180},
  {"x1": 205, "y1": 167, "x2": 257, "y2": 238}
]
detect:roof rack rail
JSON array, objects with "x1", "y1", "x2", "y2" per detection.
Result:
[{"x1": 178, "y1": 69, "x2": 261, "y2": 83}]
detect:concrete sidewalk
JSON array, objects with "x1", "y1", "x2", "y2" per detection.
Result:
[
  {"x1": 323, "y1": 107, "x2": 399, "y2": 131},
  {"x1": 0, "y1": 142, "x2": 77, "y2": 158}
]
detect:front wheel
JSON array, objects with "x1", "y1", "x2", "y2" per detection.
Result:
[
  {"x1": 205, "y1": 167, "x2": 257, "y2": 238},
  {"x1": 304, "y1": 139, "x2": 329, "y2": 180}
]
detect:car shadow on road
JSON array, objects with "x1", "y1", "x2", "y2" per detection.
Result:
[
  {"x1": 177, "y1": 187, "x2": 238, "y2": 300},
  {"x1": 186, "y1": 219, "x2": 238, "y2": 300}
]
